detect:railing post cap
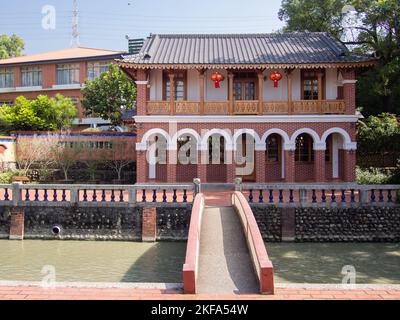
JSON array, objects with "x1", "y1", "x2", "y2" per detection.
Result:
[
  {"x1": 235, "y1": 177, "x2": 242, "y2": 184},
  {"x1": 193, "y1": 178, "x2": 201, "y2": 185}
]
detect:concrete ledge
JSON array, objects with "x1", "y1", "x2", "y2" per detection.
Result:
[
  {"x1": 183, "y1": 193, "x2": 205, "y2": 294},
  {"x1": 232, "y1": 192, "x2": 274, "y2": 294}
]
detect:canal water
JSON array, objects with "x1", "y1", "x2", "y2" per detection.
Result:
[
  {"x1": 267, "y1": 243, "x2": 400, "y2": 284},
  {"x1": 0, "y1": 240, "x2": 186, "y2": 283},
  {"x1": 0, "y1": 241, "x2": 399, "y2": 284}
]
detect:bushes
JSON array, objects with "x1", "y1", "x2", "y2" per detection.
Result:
[
  {"x1": 0, "y1": 170, "x2": 24, "y2": 183},
  {"x1": 356, "y1": 167, "x2": 400, "y2": 185}
]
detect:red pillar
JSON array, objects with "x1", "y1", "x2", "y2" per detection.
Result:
[
  {"x1": 226, "y1": 150, "x2": 236, "y2": 183},
  {"x1": 285, "y1": 150, "x2": 295, "y2": 183},
  {"x1": 197, "y1": 150, "x2": 207, "y2": 182},
  {"x1": 314, "y1": 150, "x2": 326, "y2": 182},
  {"x1": 343, "y1": 150, "x2": 356, "y2": 182},
  {"x1": 136, "y1": 70, "x2": 148, "y2": 115},
  {"x1": 167, "y1": 150, "x2": 177, "y2": 183},
  {"x1": 256, "y1": 151, "x2": 266, "y2": 183},
  {"x1": 142, "y1": 207, "x2": 157, "y2": 242},
  {"x1": 136, "y1": 151, "x2": 147, "y2": 183},
  {"x1": 342, "y1": 69, "x2": 356, "y2": 115},
  {"x1": 9, "y1": 208, "x2": 24, "y2": 240}
]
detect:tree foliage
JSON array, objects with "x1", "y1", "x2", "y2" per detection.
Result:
[
  {"x1": 278, "y1": 0, "x2": 400, "y2": 115},
  {"x1": 0, "y1": 34, "x2": 25, "y2": 59},
  {"x1": 81, "y1": 63, "x2": 136, "y2": 128},
  {"x1": 0, "y1": 94, "x2": 77, "y2": 132},
  {"x1": 278, "y1": 0, "x2": 348, "y2": 38}
]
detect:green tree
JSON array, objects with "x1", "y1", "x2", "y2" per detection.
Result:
[
  {"x1": 0, "y1": 34, "x2": 25, "y2": 59},
  {"x1": 0, "y1": 95, "x2": 77, "y2": 132},
  {"x1": 278, "y1": 0, "x2": 348, "y2": 38},
  {"x1": 81, "y1": 63, "x2": 136, "y2": 128}
]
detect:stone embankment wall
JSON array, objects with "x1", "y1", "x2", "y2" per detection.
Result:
[{"x1": 252, "y1": 205, "x2": 400, "y2": 242}]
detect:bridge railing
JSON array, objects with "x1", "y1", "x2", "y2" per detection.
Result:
[
  {"x1": 183, "y1": 192, "x2": 205, "y2": 294},
  {"x1": 0, "y1": 182, "x2": 195, "y2": 207},
  {"x1": 239, "y1": 183, "x2": 400, "y2": 207},
  {"x1": 232, "y1": 191, "x2": 274, "y2": 294}
]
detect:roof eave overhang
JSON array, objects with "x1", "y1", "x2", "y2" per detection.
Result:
[{"x1": 117, "y1": 60, "x2": 377, "y2": 70}]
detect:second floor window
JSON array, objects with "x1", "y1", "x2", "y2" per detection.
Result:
[
  {"x1": 87, "y1": 62, "x2": 109, "y2": 80},
  {"x1": 57, "y1": 64, "x2": 80, "y2": 85},
  {"x1": 0, "y1": 68, "x2": 14, "y2": 88},
  {"x1": 302, "y1": 71, "x2": 323, "y2": 100},
  {"x1": 21, "y1": 66, "x2": 42, "y2": 87},
  {"x1": 233, "y1": 80, "x2": 256, "y2": 100},
  {"x1": 164, "y1": 72, "x2": 186, "y2": 101}
]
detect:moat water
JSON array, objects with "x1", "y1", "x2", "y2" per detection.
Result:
[{"x1": 0, "y1": 241, "x2": 399, "y2": 284}]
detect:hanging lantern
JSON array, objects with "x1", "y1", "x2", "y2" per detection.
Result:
[
  {"x1": 211, "y1": 72, "x2": 225, "y2": 89},
  {"x1": 270, "y1": 71, "x2": 283, "y2": 88}
]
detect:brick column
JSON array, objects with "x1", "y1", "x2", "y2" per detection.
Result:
[
  {"x1": 256, "y1": 151, "x2": 266, "y2": 183},
  {"x1": 343, "y1": 150, "x2": 356, "y2": 182},
  {"x1": 9, "y1": 207, "x2": 24, "y2": 240},
  {"x1": 167, "y1": 150, "x2": 177, "y2": 183},
  {"x1": 197, "y1": 150, "x2": 207, "y2": 182},
  {"x1": 314, "y1": 150, "x2": 326, "y2": 182},
  {"x1": 284, "y1": 150, "x2": 295, "y2": 183},
  {"x1": 226, "y1": 150, "x2": 236, "y2": 183},
  {"x1": 142, "y1": 207, "x2": 156, "y2": 242},
  {"x1": 136, "y1": 151, "x2": 147, "y2": 183},
  {"x1": 136, "y1": 70, "x2": 148, "y2": 115},
  {"x1": 342, "y1": 69, "x2": 356, "y2": 115}
]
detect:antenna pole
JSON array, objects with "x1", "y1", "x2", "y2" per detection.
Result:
[{"x1": 71, "y1": 0, "x2": 80, "y2": 47}]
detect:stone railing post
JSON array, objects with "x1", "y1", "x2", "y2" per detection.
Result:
[
  {"x1": 128, "y1": 186, "x2": 137, "y2": 205},
  {"x1": 360, "y1": 189, "x2": 369, "y2": 204},
  {"x1": 193, "y1": 178, "x2": 201, "y2": 197},
  {"x1": 299, "y1": 189, "x2": 308, "y2": 206},
  {"x1": 235, "y1": 177, "x2": 243, "y2": 192},
  {"x1": 11, "y1": 182, "x2": 21, "y2": 206},
  {"x1": 70, "y1": 186, "x2": 79, "y2": 204}
]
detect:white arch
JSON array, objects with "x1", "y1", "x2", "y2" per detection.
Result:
[
  {"x1": 321, "y1": 128, "x2": 352, "y2": 146},
  {"x1": 137, "y1": 128, "x2": 171, "y2": 151},
  {"x1": 233, "y1": 129, "x2": 261, "y2": 150},
  {"x1": 200, "y1": 128, "x2": 234, "y2": 151},
  {"x1": 260, "y1": 129, "x2": 291, "y2": 145},
  {"x1": 290, "y1": 128, "x2": 322, "y2": 145},
  {"x1": 171, "y1": 129, "x2": 201, "y2": 148}
]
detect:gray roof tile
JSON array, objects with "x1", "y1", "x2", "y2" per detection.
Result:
[{"x1": 120, "y1": 33, "x2": 373, "y2": 66}]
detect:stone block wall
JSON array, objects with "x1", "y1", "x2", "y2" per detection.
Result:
[
  {"x1": 156, "y1": 206, "x2": 192, "y2": 241},
  {"x1": 251, "y1": 205, "x2": 400, "y2": 243}
]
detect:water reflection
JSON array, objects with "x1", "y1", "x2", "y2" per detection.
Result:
[
  {"x1": 267, "y1": 243, "x2": 400, "y2": 284},
  {"x1": 0, "y1": 240, "x2": 185, "y2": 283}
]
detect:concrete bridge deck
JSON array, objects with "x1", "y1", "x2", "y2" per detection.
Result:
[{"x1": 196, "y1": 193, "x2": 259, "y2": 294}]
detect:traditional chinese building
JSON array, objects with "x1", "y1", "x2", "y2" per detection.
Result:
[{"x1": 119, "y1": 33, "x2": 375, "y2": 184}]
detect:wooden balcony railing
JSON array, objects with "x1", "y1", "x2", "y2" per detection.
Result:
[
  {"x1": 146, "y1": 100, "x2": 346, "y2": 115},
  {"x1": 234, "y1": 101, "x2": 259, "y2": 114}
]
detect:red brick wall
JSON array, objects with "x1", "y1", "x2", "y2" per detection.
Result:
[
  {"x1": 177, "y1": 164, "x2": 197, "y2": 182},
  {"x1": 295, "y1": 162, "x2": 314, "y2": 182},
  {"x1": 9, "y1": 207, "x2": 24, "y2": 240},
  {"x1": 265, "y1": 163, "x2": 282, "y2": 182},
  {"x1": 142, "y1": 207, "x2": 156, "y2": 242}
]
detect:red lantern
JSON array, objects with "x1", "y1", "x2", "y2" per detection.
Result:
[
  {"x1": 211, "y1": 72, "x2": 225, "y2": 89},
  {"x1": 270, "y1": 71, "x2": 283, "y2": 88}
]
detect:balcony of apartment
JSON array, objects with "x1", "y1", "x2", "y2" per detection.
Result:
[{"x1": 144, "y1": 70, "x2": 347, "y2": 116}]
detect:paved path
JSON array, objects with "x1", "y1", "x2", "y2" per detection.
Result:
[
  {"x1": 0, "y1": 285, "x2": 400, "y2": 300},
  {"x1": 197, "y1": 205, "x2": 259, "y2": 294}
]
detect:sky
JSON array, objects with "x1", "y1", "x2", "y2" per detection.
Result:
[{"x1": 0, "y1": 0, "x2": 285, "y2": 54}]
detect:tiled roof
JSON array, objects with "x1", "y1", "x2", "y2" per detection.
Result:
[
  {"x1": 0, "y1": 47, "x2": 126, "y2": 66},
  {"x1": 120, "y1": 33, "x2": 374, "y2": 66}
]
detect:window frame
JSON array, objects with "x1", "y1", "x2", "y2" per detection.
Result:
[
  {"x1": 21, "y1": 66, "x2": 42, "y2": 87},
  {"x1": 87, "y1": 61, "x2": 110, "y2": 80},
  {"x1": 233, "y1": 73, "x2": 258, "y2": 101},
  {"x1": 301, "y1": 70, "x2": 325, "y2": 100},
  {"x1": 0, "y1": 68, "x2": 15, "y2": 88},
  {"x1": 162, "y1": 71, "x2": 187, "y2": 101},
  {"x1": 265, "y1": 134, "x2": 281, "y2": 163},
  {"x1": 56, "y1": 63, "x2": 80, "y2": 85},
  {"x1": 295, "y1": 134, "x2": 314, "y2": 163}
]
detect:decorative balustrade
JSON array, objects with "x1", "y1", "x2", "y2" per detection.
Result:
[
  {"x1": 234, "y1": 101, "x2": 259, "y2": 114},
  {"x1": 263, "y1": 101, "x2": 290, "y2": 114},
  {"x1": 145, "y1": 100, "x2": 346, "y2": 115},
  {"x1": 0, "y1": 183, "x2": 195, "y2": 207},
  {"x1": 204, "y1": 101, "x2": 229, "y2": 114},
  {"x1": 146, "y1": 101, "x2": 170, "y2": 115},
  {"x1": 175, "y1": 101, "x2": 200, "y2": 114},
  {"x1": 240, "y1": 183, "x2": 399, "y2": 207}
]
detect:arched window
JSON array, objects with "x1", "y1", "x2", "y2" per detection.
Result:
[
  {"x1": 266, "y1": 134, "x2": 280, "y2": 162},
  {"x1": 208, "y1": 136, "x2": 225, "y2": 164},
  {"x1": 295, "y1": 134, "x2": 314, "y2": 162},
  {"x1": 325, "y1": 135, "x2": 332, "y2": 162},
  {"x1": 177, "y1": 135, "x2": 197, "y2": 164}
]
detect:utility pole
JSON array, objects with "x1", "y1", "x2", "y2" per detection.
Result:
[{"x1": 71, "y1": 0, "x2": 80, "y2": 47}]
